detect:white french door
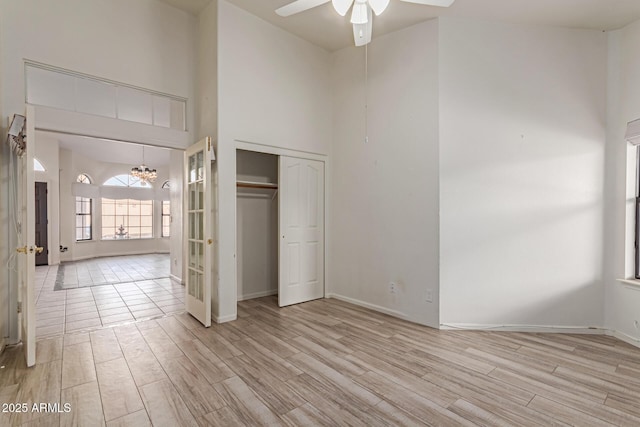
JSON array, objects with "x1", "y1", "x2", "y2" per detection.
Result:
[
  {"x1": 184, "y1": 137, "x2": 213, "y2": 326},
  {"x1": 278, "y1": 156, "x2": 324, "y2": 307},
  {"x1": 16, "y1": 106, "x2": 37, "y2": 366}
]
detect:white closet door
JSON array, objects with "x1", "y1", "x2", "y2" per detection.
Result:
[
  {"x1": 184, "y1": 137, "x2": 213, "y2": 326},
  {"x1": 278, "y1": 156, "x2": 324, "y2": 307}
]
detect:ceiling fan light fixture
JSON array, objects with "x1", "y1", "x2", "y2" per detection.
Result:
[
  {"x1": 367, "y1": 0, "x2": 389, "y2": 15},
  {"x1": 332, "y1": 0, "x2": 354, "y2": 16},
  {"x1": 352, "y1": 6, "x2": 372, "y2": 46},
  {"x1": 350, "y1": 2, "x2": 369, "y2": 24}
]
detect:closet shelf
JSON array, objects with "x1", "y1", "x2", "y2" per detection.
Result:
[{"x1": 236, "y1": 180, "x2": 278, "y2": 190}]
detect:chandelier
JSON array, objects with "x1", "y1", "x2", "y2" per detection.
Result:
[{"x1": 130, "y1": 146, "x2": 157, "y2": 185}]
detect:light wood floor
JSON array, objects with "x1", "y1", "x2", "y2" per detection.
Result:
[{"x1": 2, "y1": 296, "x2": 640, "y2": 426}]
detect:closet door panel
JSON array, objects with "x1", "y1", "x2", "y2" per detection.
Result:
[{"x1": 279, "y1": 156, "x2": 324, "y2": 307}]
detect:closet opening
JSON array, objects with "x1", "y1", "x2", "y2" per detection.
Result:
[{"x1": 236, "y1": 149, "x2": 279, "y2": 302}]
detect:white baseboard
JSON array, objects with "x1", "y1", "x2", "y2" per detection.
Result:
[
  {"x1": 237, "y1": 289, "x2": 277, "y2": 301},
  {"x1": 169, "y1": 274, "x2": 184, "y2": 285},
  {"x1": 439, "y1": 323, "x2": 605, "y2": 334},
  {"x1": 325, "y1": 293, "x2": 408, "y2": 320},
  {"x1": 214, "y1": 313, "x2": 237, "y2": 324},
  {"x1": 607, "y1": 329, "x2": 640, "y2": 348}
]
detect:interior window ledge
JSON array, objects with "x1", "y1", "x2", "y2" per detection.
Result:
[{"x1": 617, "y1": 278, "x2": 640, "y2": 288}]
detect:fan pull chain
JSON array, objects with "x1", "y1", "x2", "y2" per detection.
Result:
[{"x1": 364, "y1": 43, "x2": 369, "y2": 144}]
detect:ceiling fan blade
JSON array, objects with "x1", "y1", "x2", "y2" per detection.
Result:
[
  {"x1": 276, "y1": 0, "x2": 331, "y2": 17},
  {"x1": 353, "y1": 7, "x2": 372, "y2": 46},
  {"x1": 332, "y1": 0, "x2": 354, "y2": 16},
  {"x1": 368, "y1": 0, "x2": 389, "y2": 16},
  {"x1": 400, "y1": 0, "x2": 455, "y2": 7}
]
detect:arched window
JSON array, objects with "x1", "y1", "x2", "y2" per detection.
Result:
[
  {"x1": 75, "y1": 173, "x2": 92, "y2": 241},
  {"x1": 161, "y1": 181, "x2": 170, "y2": 237},
  {"x1": 34, "y1": 158, "x2": 45, "y2": 172},
  {"x1": 77, "y1": 173, "x2": 92, "y2": 184},
  {"x1": 103, "y1": 174, "x2": 150, "y2": 188}
]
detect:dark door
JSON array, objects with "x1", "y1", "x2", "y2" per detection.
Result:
[{"x1": 35, "y1": 182, "x2": 48, "y2": 266}]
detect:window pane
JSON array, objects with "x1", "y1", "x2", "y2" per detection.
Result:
[
  {"x1": 115, "y1": 202, "x2": 128, "y2": 215},
  {"x1": 140, "y1": 203, "x2": 153, "y2": 216}
]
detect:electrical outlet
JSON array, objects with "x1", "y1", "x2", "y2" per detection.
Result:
[
  {"x1": 389, "y1": 282, "x2": 397, "y2": 294},
  {"x1": 426, "y1": 289, "x2": 433, "y2": 303}
]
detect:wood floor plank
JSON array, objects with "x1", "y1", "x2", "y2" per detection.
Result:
[
  {"x1": 528, "y1": 395, "x2": 615, "y2": 427},
  {"x1": 197, "y1": 406, "x2": 248, "y2": 427},
  {"x1": 290, "y1": 335, "x2": 366, "y2": 378},
  {"x1": 156, "y1": 316, "x2": 197, "y2": 344},
  {"x1": 96, "y1": 357, "x2": 145, "y2": 421},
  {"x1": 214, "y1": 376, "x2": 286, "y2": 426},
  {"x1": 281, "y1": 402, "x2": 340, "y2": 427},
  {"x1": 139, "y1": 379, "x2": 198, "y2": 427},
  {"x1": 448, "y1": 398, "x2": 519, "y2": 427},
  {"x1": 61, "y1": 341, "x2": 96, "y2": 389},
  {"x1": 36, "y1": 337, "x2": 63, "y2": 365},
  {"x1": 159, "y1": 356, "x2": 226, "y2": 417},
  {"x1": 353, "y1": 371, "x2": 476, "y2": 426},
  {"x1": 10, "y1": 360, "x2": 62, "y2": 425},
  {"x1": 139, "y1": 325, "x2": 184, "y2": 362},
  {"x1": 284, "y1": 373, "x2": 388, "y2": 427},
  {"x1": 345, "y1": 350, "x2": 458, "y2": 408},
  {"x1": 180, "y1": 339, "x2": 236, "y2": 385},
  {"x1": 233, "y1": 338, "x2": 301, "y2": 381},
  {"x1": 289, "y1": 351, "x2": 380, "y2": 406},
  {"x1": 60, "y1": 381, "x2": 106, "y2": 427},
  {"x1": 190, "y1": 327, "x2": 243, "y2": 360},
  {"x1": 489, "y1": 367, "x2": 640, "y2": 425},
  {"x1": 91, "y1": 328, "x2": 124, "y2": 364},
  {"x1": 224, "y1": 354, "x2": 306, "y2": 415},
  {"x1": 106, "y1": 409, "x2": 151, "y2": 427}
]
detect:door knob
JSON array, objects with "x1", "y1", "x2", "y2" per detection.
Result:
[
  {"x1": 16, "y1": 246, "x2": 27, "y2": 254},
  {"x1": 34, "y1": 246, "x2": 44, "y2": 254},
  {"x1": 207, "y1": 239, "x2": 213, "y2": 245}
]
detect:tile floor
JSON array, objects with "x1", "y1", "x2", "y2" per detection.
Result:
[
  {"x1": 54, "y1": 254, "x2": 170, "y2": 289},
  {"x1": 35, "y1": 255, "x2": 184, "y2": 338}
]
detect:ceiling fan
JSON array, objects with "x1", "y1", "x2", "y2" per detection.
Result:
[{"x1": 276, "y1": 0, "x2": 455, "y2": 47}]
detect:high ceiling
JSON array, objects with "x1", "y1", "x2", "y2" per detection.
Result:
[{"x1": 159, "y1": 0, "x2": 640, "y2": 51}]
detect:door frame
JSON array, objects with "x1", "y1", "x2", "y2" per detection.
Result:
[
  {"x1": 233, "y1": 139, "x2": 330, "y2": 310},
  {"x1": 5, "y1": 104, "x2": 192, "y2": 345}
]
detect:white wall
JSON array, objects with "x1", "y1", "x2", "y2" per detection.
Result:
[
  {"x1": 236, "y1": 150, "x2": 278, "y2": 301},
  {"x1": 0, "y1": 0, "x2": 195, "y2": 129},
  {"x1": 329, "y1": 20, "x2": 440, "y2": 327},
  {"x1": 196, "y1": 0, "x2": 218, "y2": 141},
  {"x1": 58, "y1": 148, "x2": 170, "y2": 261},
  {"x1": 603, "y1": 20, "x2": 640, "y2": 345},
  {"x1": 439, "y1": 18, "x2": 607, "y2": 328},
  {"x1": 34, "y1": 133, "x2": 61, "y2": 266},
  {"x1": 216, "y1": 0, "x2": 332, "y2": 321}
]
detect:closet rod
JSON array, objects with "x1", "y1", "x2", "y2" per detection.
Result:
[{"x1": 236, "y1": 180, "x2": 278, "y2": 190}]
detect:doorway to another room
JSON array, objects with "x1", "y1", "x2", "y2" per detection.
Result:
[{"x1": 33, "y1": 132, "x2": 186, "y2": 338}]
